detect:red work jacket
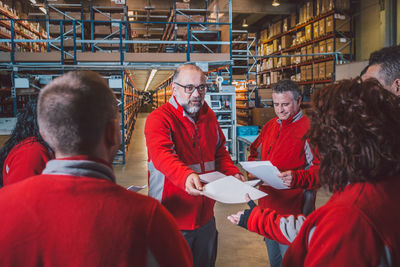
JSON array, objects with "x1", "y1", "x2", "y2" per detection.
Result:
[
  {"x1": 145, "y1": 96, "x2": 239, "y2": 230},
  {"x1": 249, "y1": 111, "x2": 319, "y2": 215}
]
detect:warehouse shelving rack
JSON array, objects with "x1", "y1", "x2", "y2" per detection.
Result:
[
  {"x1": 255, "y1": 4, "x2": 353, "y2": 107},
  {"x1": 0, "y1": 0, "x2": 233, "y2": 163}
]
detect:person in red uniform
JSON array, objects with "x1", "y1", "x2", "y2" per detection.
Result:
[
  {"x1": 0, "y1": 98, "x2": 53, "y2": 186},
  {"x1": 145, "y1": 63, "x2": 244, "y2": 267},
  {"x1": 248, "y1": 79, "x2": 319, "y2": 267},
  {"x1": 228, "y1": 78, "x2": 400, "y2": 266},
  {"x1": 0, "y1": 71, "x2": 193, "y2": 267}
]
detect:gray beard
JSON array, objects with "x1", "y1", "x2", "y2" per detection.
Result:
[{"x1": 176, "y1": 95, "x2": 203, "y2": 115}]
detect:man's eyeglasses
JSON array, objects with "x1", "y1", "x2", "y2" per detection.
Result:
[{"x1": 174, "y1": 82, "x2": 208, "y2": 94}]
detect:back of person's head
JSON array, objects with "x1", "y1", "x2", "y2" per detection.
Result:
[
  {"x1": 37, "y1": 71, "x2": 118, "y2": 156},
  {"x1": 368, "y1": 45, "x2": 400, "y2": 87},
  {"x1": 0, "y1": 97, "x2": 48, "y2": 186},
  {"x1": 308, "y1": 78, "x2": 400, "y2": 192},
  {"x1": 272, "y1": 79, "x2": 301, "y2": 100}
]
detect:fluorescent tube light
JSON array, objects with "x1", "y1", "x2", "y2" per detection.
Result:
[{"x1": 144, "y1": 69, "x2": 157, "y2": 91}]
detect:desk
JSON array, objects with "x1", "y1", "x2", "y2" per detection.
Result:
[{"x1": 236, "y1": 135, "x2": 258, "y2": 162}]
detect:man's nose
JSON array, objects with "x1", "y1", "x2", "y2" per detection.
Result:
[{"x1": 191, "y1": 88, "x2": 201, "y2": 97}]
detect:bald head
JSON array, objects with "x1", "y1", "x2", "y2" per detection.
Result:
[
  {"x1": 172, "y1": 63, "x2": 205, "y2": 83},
  {"x1": 37, "y1": 71, "x2": 118, "y2": 156}
]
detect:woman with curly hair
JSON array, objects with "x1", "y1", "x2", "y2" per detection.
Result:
[
  {"x1": 0, "y1": 98, "x2": 53, "y2": 187},
  {"x1": 228, "y1": 78, "x2": 400, "y2": 266}
]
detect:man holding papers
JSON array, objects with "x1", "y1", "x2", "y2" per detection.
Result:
[
  {"x1": 145, "y1": 63, "x2": 244, "y2": 267},
  {"x1": 248, "y1": 79, "x2": 319, "y2": 267}
]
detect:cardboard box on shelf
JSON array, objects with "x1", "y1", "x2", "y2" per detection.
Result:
[
  {"x1": 305, "y1": 24, "x2": 312, "y2": 40},
  {"x1": 176, "y1": 14, "x2": 189, "y2": 22},
  {"x1": 301, "y1": 46, "x2": 307, "y2": 62},
  {"x1": 176, "y1": 2, "x2": 190, "y2": 9},
  {"x1": 273, "y1": 57, "x2": 278, "y2": 68},
  {"x1": 281, "y1": 53, "x2": 289, "y2": 66},
  {"x1": 319, "y1": 62, "x2": 326, "y2": 79},
  {"x1": 96, "y1": 25, "x2": 111, "y2": 35},
  {"x1": 300, "y1": 66, "x2": 306, "y2": 81},
  {"x1": 313, "y1": 63, "x2": 319, "y2": 80},
  {"x1": 290, "y1": 13, "x2": 297, "y2": 27},
  {"x1": 306, "y1": 1, "x2": 313, "y2": 21},
  {"x1": 306, "y1": 65, "x2": 312, "y2": 80},
  {"x1": 319, "y1": 17, "x2": 325, "y2": 36},
  {"x1": 258, "y1": 88, "x2": 273, "y2": 100},
  {"x1": 313, "y1": 43, "x2": 319, "y2": 58},
  {"x1": 64, "y1": 24, "x2": 82, "y2": 34},
  {"x1": 273, "y1": 39, "x2": 278, "y2": 52},
  {"x1": 111, "y1": 13, "x2": 123, "y2": 20},
  {"x1": 319, "y1": 40, "x2": 326, "y2": 55},
  {"x1": 252, "y1": 108, "x2": 276, "y2": 128},
  {"x1": 326, "y1": 37, "x2": 351, "y2": 54},
  {"x1": 65, "y1": 12, "x2": 81, "y2": 20},
  {"x1": 313, "y1": 21, "x2": 319, "y2": 38},
  {"x1": 283, "y1": 18, "x2": 289, "y2": 32},
  {"x1": 325, "y1": 15, "x2": 333, "y2": 32},
  {"x1": 325, "y1": 60, "x2": 334, "y2": 78},
  {"x1": 191, "y1": 15, "x2": 204, "y2": 23},
  {"x1": 307, "y1": 45, "x2": 313, "y2": 61},
  {"x1": 95, "y1": 12, "x2": 111, "y2": 21},
  {"x1": 315, "y1": 0, "x2": 321, "y2": 16},
  {"x1": 49, "y1": 12, "x2": 64, "y2": 20},
  {"x1": 281, "y1": 35, "x2": 292, "y2": 49}
]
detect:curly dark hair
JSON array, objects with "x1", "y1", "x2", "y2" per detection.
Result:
[
  {"x1": 0, "y1": 97, "x2": 51, "y2": 186},
  {"x1": 307, "y1": 78, "x2": 400, "y2": 192}
]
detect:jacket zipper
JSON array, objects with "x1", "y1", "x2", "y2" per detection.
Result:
[
  {"x1": 267, "y1": 124, "x2": 282, "y2": 158},
  {"x1": 194, "y1": 124, "x2": 205, "y2": 173}
]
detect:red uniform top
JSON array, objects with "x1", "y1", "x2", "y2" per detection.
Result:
[
  {"x1": 0, "y1": 156, "x2": 193, "y2": 267},
  {"x1": 247, "y1": 175, "x2": 400, "y2": 266},
  {"x1": 248, "y1": 111, "x2": 319, "y2": 214},
  {"x1": 2, "y1": 137, "x2": 52, "y2": 185},
  {"x1": 145, "y1": 96, "x2": 240, "y2": 230}
]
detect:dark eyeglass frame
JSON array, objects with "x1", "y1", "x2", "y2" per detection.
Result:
[{"x1": 174, "y1": 82, "x2": 208, "y2": 94}]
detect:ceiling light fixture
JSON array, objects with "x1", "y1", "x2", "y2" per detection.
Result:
[
  {"x1": 39, "y1": 7, "x2": 47, "y2": 14},
  {"x1": 242, "y1": 19, "x2": 248, "y2": 27},
  {"x1": 144, "y1": 69, "x2": 157, "y2": 91},
  {"x1": 272, "y1": 0, "x2": 280, "y2": 7}
]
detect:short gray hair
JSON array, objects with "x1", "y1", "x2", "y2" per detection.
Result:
[{"x1": 272, "y1": 79, "x2": 301, "y2": 100}]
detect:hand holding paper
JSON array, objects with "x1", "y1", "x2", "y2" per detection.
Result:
[{"x1": 239, "y1": 161, "x2": 289, "y2": 190}]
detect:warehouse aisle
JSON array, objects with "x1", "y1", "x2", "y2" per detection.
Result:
[{"x1": 113, "y1": 112, "x2": 332, "y2": 267}]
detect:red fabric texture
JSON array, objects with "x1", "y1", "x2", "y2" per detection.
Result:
[
  {"x1": 0, "y1": 172, "x2": 193, "y2": 266},
  {"x1": 248, "y1": 113, "x2": 319, "y2": 214},
  {"x1": 145, "y1": 98, "x2": 239, "y2": 230},
  {"x1": 283, "y1": 175, "x2": 400, "y2": 266},
  {"x1": 2, "y1": 137, "x2": 52, "y2": 186}
]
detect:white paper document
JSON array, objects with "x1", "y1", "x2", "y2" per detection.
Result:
[
  {"x1": 199, "y1": 171, "x2": 226, "y2": 183},
  {"x1": 202, "y1": 176, "x2": 267, "y2": 204},
  {"x1": 240, "y1": 161, "x2": 289, "y2": 190},
  {"x1": 244, "y1": 179, "x2": 261, "y2": 187},
  {"x1": 127, "y1": 184, "x2": 148, "y2": 192}
]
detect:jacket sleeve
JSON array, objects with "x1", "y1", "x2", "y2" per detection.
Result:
[
  {"x1": 3, "y1": 142, "x2": 51, "y2": 186},
  {"x1": 247, "y1": 206, "x2": 306, "y2": 246},
  {"x1": 291, "y1": 143, "x2": 320, "y2": 190},
  {"x1": 145, "y1": 111, "x2": 195, "y2": 190},
  {"x1": 215, "y1": 124, "x2": 240, "y2": 175},
  {"x1": 285, "y1": 207, "x2": 385, "y2": 266},
  {"x1": 147, "y1": 202, "x2": 193, "y2": 267}
]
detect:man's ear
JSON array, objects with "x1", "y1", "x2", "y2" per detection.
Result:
[
  {"x1": 104, "y1": 118, "x2": 119, "y2": 147},
  {"x1": 392, "y1": 79, "x2": 400, "y2": 96}
]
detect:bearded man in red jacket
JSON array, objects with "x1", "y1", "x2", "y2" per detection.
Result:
[
  {"x1": 248, "y1": 79, "x2": 319, "y2": 267},
  {"x1": 145, "y1": 63, "x2": 244, "y2": 267},
  {"x1": 0, "y1": 71, "x2": 192, "y2": 267}
]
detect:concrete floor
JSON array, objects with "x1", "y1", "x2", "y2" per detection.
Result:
[
  {"x1": 114, "y1": 112, "x2": 332, "y2": 267},
  {"x1": 0, "y1": 112, "x2": 332, "y2": 266}
]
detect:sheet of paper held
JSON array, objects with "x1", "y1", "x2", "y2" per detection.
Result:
[
  {"x1": 199, "y1": 171, "x2": 226, "y2": 183},
  {"x1": 202, "y1": 176, "x2": 267, "y2": 204},
  {"x1": 239, "y1": 161, "x2": 289, "y2": 190},
  {"x1": 127, "y1": 184, "x2": 148, "y2": 192}
]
